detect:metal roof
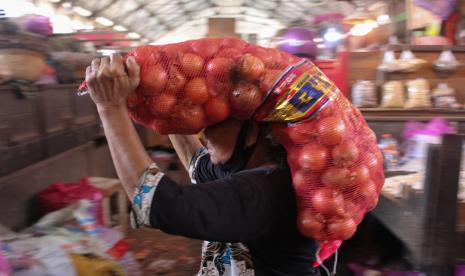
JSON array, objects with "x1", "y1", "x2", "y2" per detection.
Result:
[{"x1": 72, "y1": 0, "x2": 355, "y2": 45}]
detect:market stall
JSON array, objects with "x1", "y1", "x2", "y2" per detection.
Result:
[
  {"x1": 374, "y1": 135, "x2": 464, "y2": 275},
  {"x1": 345, "y1": 43, "x2": 465, "y2": 274}
]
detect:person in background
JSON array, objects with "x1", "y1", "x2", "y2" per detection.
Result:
[{"x1": 85, "y1": 54, "x2": 320, "y2": 275}]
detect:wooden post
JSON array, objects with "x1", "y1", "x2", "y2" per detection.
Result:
[
  {"x1": 422, "y1": 134, "x2": 463, "y2": 275},
  {"x1": 207, "y1": 18, "x2": 236, "y2": 37}
]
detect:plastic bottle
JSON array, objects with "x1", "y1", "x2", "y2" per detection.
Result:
[{"x1": 379, "y1": 134, "x2": 399, "y2": 171}]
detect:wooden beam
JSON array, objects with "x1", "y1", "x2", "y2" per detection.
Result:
[
  {"x1": 112, "y1": 2, "x2": 150, "y2": 22},
  {"x1": 91, "y1": 0, "x2": 120, "y2": 17},
  {"x1": 422, "y1": 134, "x2": 462, "y2": 275}
]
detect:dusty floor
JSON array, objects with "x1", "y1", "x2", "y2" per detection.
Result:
[{"x1": 127, "y1": 228, "x2": 202, "y2": 275}]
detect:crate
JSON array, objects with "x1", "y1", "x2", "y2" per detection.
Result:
[
  {"x1": 0, "y1": 86, "x2": 42, "y2": 144},
  {"x1": 43, "y1": 131, "x2": 78, "y2": 157},
  {"x1": 0, "y1": 48, "x2": 46, "y2": 84},
  {"x1": 38, "y1": 85, "x2": 74, "y2": 135},
  {"x1": 0, "y1": 139, "x2": 46, "y2": 176},
  {"x1": 74, "y1": 123, "x2": 102, "y2": 145},
  {"x1": 0, "y1": 84, "x2": 104, "y2": 175},
  {"x1": 0, "y1": 142, "x2": 117, "y2": 229},
  {"x1": 88, "y1": 177, "x2": 129, "y2": 232}
]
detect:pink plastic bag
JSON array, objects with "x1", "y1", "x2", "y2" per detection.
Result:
[
  {"x1": 23, "y1": 15, "x2": 53, "y2": 36},
  {"x1": 418, "y1": 117, "x2": 455, "y2": 136},
  {"x1": 402, "y1": 117, "x2": 455, "y2": 140},
  {"x1": 414, "y1": 0, "x2": 458, "y2": 20},
  {"x1": 402, "y1": 121, "x2": 426, "y2": 140},
  {"x1": 0, "y1": 242, "x2": 12, "y2": 276}
]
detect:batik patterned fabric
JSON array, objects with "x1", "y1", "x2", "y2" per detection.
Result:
[
  {"x1": 189, "y1": 149, "x2": 255, "y2": 276},
  {"x1": 197, "y1": 241, "x2": 254, "y2": 276},
  {"x1": 131, "y1": 163, "x2": 164, "y2": 228}
]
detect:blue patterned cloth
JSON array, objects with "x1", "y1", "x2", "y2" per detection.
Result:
[
  {"x1": 131, "y1": 163, "x2": 164, "y2": 228},
  {"x1": 189, "y1": 150, "x2": 255, "y2": 276},
  {"x1": 131, "y1": 152, "x2": 255, "y2": 275}
]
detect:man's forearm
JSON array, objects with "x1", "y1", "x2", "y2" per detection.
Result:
[
  {"x1": 168, "y1": 135, "x2": 202, "y2": 170},
  {"x1": 98, "y1": 106, "x2": 152, "y2": 198}
]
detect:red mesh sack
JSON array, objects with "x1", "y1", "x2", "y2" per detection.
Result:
[
  {"x1": 79, "y1": 38, "x2": 300, "y2": 133},
  {"x1": 78, "y1": 37, "x2": 384, "y2": 266}
]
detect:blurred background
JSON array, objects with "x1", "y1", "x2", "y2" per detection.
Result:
[{"x1": 1, "y1": 0, "x2": 465, "y2": 275}]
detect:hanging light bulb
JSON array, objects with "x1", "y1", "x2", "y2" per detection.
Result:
[
  {"x1": 350, "y1": 20, "x2": 378, "y2": 36},
  {"x1": 113, "y1": 25, "x2": 127, "y2": 32},
  {"x1": 128, "y1": 32, "x2": 141, "y2": 39},
  {"x1": 323, "y1": 27, "x2": 344, "y2": 42},
  {"x1": 95, "y1": 17, "x2": 114, "y2": 27},
  {"x1": 73, "y1": 6, "x2": 92, "y2": 17},
  {"x1": 377, "y1": 14, "x2": 390, "y2": 25},
  {"x1": 51, "y1": 14, "x2": 73, "y2": 33},
  {"x1": 0, "y1": 0, "x2": 35, "y2": 17}
]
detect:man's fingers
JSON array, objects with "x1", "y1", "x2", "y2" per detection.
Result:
[
  {"x1": 91, "y1": 59, "x2": 100, "y2": 72},
  {"x1": 110, "y1": 54, "x2": 125, "y2": 74},
  {"x1": 85, "y1": 66, "x2": 92, "y2": 81},
  {"x1": 99, "y1": 57, "x2": 110, "y2": 70},
  {"x1": 126, "y1": 56, "x2": 140, "y2": 87}
]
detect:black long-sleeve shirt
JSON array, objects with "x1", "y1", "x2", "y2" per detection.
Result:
[{"x1": 140, "y1": 152, "x2": 320, "y2": 275}]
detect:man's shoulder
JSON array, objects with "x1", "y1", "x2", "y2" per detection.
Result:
[{"x1": 231, "y1": 166, "x2": 292, "y2": 187}]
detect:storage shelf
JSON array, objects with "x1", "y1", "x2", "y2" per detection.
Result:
[
  {"x1": 360, "y1": 108, "x2": 465, "y2": 121},
  {"x1": 389, "y1": 44, "x2": 465, "y2": 52}
]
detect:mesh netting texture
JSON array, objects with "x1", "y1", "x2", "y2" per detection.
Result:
[{"x1": 79, "y1": 37, "x2": 384, "y2": 265}]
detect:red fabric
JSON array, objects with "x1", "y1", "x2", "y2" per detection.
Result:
[
  {"x1": 444, "y1": 11, "x2": 460, "y2": 44},
  {"x1": 37, "y1": 178, "x2": 104, "y2": 225}
]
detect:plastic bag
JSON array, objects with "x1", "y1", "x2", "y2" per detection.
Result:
[
  {"x1": 3, "y1": 240, "x2": 77, "y2": 276},
  {"x1": 23, "y1": 15, "x2": 53, "y2": 36},
  {"x1": 381, "y1": 81, "x2": 405, "y2": 107},
  {"x1": 432, "y1": 83, "x2": 460, "y2": 108},
  {"x1": 377, "y1": 50, "x2": 426, "y2": 73},
  {"x1": 405, "y1": 79, "x2": 432, "y2": 108},
  {"x1": 70, "y1": 254, "x2": 125, "y2": 276},
  {"x1": 0, "y1": 242, "x2": 11, "y2": 276},
  {"x1": 37, "y1": 178, "x2": 104, "y2": 225},
  {"x1": 78, "y1": 37, "x2": 384, "y2": 266},
  {"x1": 351, "y1": 80, "x2": 377, "y2": 107},
  {"x1": 414, "y1": 0, "x2": 458, "y2": 20},
  {"x1": 402, "y1": 121, "x2": 427, "y2": 141},
  {"x1": 402, "y1": 118, "x2": 455, "y2": 158},
  {"x1": 434, "y1": 50, "x2": 462, "y2": 71},
  {"x1": 418, "y1": 117, "x2": 455, "y2": 136}
]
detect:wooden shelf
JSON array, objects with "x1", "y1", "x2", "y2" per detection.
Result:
[
  {"x1": 388, "y1": 44, "x2": 465, "y2": 52},
  {"x1": 360, "y1": 108, "x2": 465, "y2": 121}
]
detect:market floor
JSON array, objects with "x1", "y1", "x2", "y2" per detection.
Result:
[{"x1": 127, "y1": 228, "x2": 202, "y2": 275}]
